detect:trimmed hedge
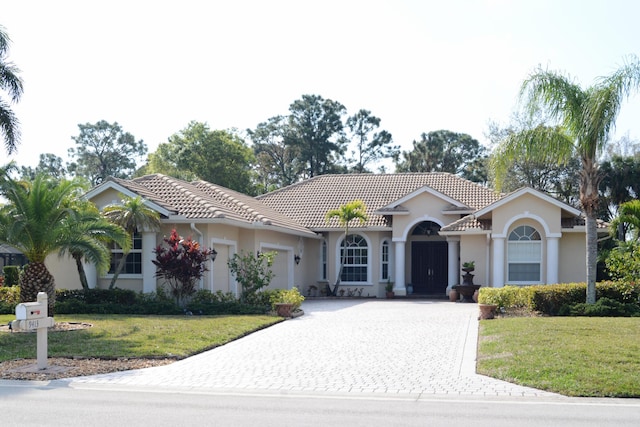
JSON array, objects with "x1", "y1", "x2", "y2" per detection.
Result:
[
  {"x1": 478, "y1": 281, "x2": 640, "y2": 316},
  {"x1": 0, "y1": 287, "x2": 272, "y2": 315}
]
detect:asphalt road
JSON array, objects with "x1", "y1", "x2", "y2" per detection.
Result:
[{"x1": 1, "y1": 382, "x2": 639, "y2": 427}]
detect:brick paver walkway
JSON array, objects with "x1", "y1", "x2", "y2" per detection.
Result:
[{"x1": 62, "y1": 299, "x2": 559, "y2": 397}]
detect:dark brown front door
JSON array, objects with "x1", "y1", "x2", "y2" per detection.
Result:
[{"x1": 411, "y1": 241, "x2": 448, "y2": 294}]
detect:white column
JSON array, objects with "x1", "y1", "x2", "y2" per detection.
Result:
[
  {"x1": 142, "y1": 231, "x2": 157, "y2": 294},
  {"x1": 83, "y1": 261, "x2": 97, "y2": 289},
  {"x1": 393, "y1": 241, "x2": 406, "y2": 296},
  {"x1": 546, "y1": 236, "x2": 559, "y2": 285},
  {"x1": 447, "y1": 237, "x2": 460, "y2": 293},
  {"x1": 492, "y1": 236, "x2": 505, "y2": 288}
]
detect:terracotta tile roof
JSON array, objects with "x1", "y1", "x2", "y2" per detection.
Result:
[
  {"x1": 441, "y1": 216, "x2": 492, "y2": 232},
  {"x1": 257, "y1": 173, "x2": 500, "y2": 229},
  {"x1": 109, "y1": 174, "x2": 315, "y2": 236}
]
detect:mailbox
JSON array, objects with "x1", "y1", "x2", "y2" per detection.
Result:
[{"x1": 16, "y1": 301, "x2": 46, "y2": 320}]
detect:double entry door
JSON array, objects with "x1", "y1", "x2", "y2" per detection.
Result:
[{"x1": 411, "y1": 241, "x2": 447, "y2": 295}]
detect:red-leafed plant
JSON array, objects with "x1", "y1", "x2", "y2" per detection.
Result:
[{"x1": 152, "y1": 229, "x2": 215, "y2": 306}]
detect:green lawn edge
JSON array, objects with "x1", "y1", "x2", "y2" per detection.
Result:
[
  {"x1": 477, "y1": 317, "x2": 640, "y2": 397},
  {"x1": 0, "y1": 314, "x2": 283, "y2": 361}
]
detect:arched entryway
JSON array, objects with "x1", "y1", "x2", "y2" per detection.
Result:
[{"x1": 410, "y1": 221, "x2": 448, "y2": 295}]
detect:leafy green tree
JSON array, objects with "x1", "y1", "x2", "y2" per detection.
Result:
[
  {"x1": 102, "y1": 196, "x2": 161, "y2": 289},
  {"x1": 145, "y1": 121, "x2": 256, "y2": 194},
  {"x1": 248, "y1": 115, "x2": 301, "y2": 192},
  {"x1": 287, "y1": 94, "x2": 347, "y2": 178},
  {"x1": 395, "y1": 130, "x2": 486, "y2": 180},
  {"x1": 0, "y1": 170, "x2": 119, "y2": 315},
  {"x1": 0, "y1": 25, "x2": 23, "y2": 154},
  {"x1": 20, "y1": 153, "x2": 69, "y2": 181},
  {"x1": 153, "y1": 229, "x2": 214, "y2": 306},
  {"x1": 599, "y1": 155, "x2": 640, "y2": 234},
  {"x1": 227, "y1": 250, "x2": 276, "y2": 303},
  {"x1": 345, "y1": 109, "x2": 397, "y2": 173},
  {"x1": 67, "y1": 120, "x2": 147, "y2": 184},
  {"x1": 325, "y1": 200, "x2": 368, "y2": 296},
  {"x1": 491, "y1": 57, "x2": 640, "y2": 304},
  {"x1": 605, "y1": 240, "x2": 640, "y2": 283}
]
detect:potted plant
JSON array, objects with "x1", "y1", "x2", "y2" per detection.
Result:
[
  {"x1": 477, "y1": 288, "x2": 498, "y2": 320},
  {"x1": 271, "y1": 287, "x2": 305, "y2": 318},
  {"x1": 385, "y1": 281, "x2": 394, "y2": 298},
  {"x1": 462, "y1": 261, "x2": 475, "y2": 273}
]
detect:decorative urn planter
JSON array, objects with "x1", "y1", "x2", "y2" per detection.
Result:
[
  {"x1": 478, "y1": 304, "x2": 498, "y2": 320},
  {"x1": 275, "y1": 303, "x2": 294, "y2": 317}
]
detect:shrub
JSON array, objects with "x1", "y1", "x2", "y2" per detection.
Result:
[
  {"x1": 560, "y1": 297, "x2": 640, "y2": 317},
  {"x1": 0, "y1": 285, "x2": 20, "y2": 314},
  {"x1": 227, "y1": 250, "x2": 276, "y2": 303},
  {"x1": 529, "y1": 283, "x2": 587, "y2": 315},
  {"x1": 477, "y1": 286, "x2": 532, "y2": 309},
  {"x1": 153, "y1": 229, "x2": 215, "y2": 306},
  {"x1": 3, "y1": 265, "x2": 21, "y2": 287}
]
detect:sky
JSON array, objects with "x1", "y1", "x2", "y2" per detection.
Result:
[{"x1": 2, "y1": 0, "x2": 640, "y2": 170}]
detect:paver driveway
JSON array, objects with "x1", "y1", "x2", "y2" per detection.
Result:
[{"x1": 62, "y1": 299, "x2": 558, "y2": 397}]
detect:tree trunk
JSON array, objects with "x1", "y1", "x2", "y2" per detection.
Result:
[
  {"x1": 585, "y1": 213, "x2": 598, "y2": 304},
  {"x1": 20, "y1": 262, "x2": 56, "y2": 317},
  {"x1": 580, "y1": 157, "x2": 600, "y2": 304},
  {"x1": 109, "y1": 253, "x2": 128, "y2": 289},
  {"x1": 73, "y1": 253, "x2": 90, "y2": 291}
]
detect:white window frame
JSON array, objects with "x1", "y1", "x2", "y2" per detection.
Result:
[
  {"x1": 335, "y1": 233, "x2": 371, "y2": 285},
  {"x1": 507, "y1": 225, "x2": 542, "y2": 284},
  {"x1": 107, "y1": 231, "x2": 143, "y2": 277},
  {"x1": 380, "y1": 239, "x2": 391, "y2": 282}
]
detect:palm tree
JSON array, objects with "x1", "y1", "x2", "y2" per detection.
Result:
[
  {"x1": 0, "y1": 171, "x2": 119, "y2": 315},
  {"x1": 325, "y1": 200, "x2": 368, "y2": 296},
  {"x1": 102, "y1": 196, "x2": 161, "y2": 289},
  {"x1": 610, "y1": 200, "x2": 640, "y2": 242},
  {"x1": 0, "y1": 25, "x2": 24, "y2": 154},
  {"x1": 60, "y1": 200, "x2": 131, "y2": 290},
  {"x1": 491, "y1": 57, "x2": 640, "y2": 303}
]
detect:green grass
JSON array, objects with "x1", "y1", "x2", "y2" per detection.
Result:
[
  {"x1": 0, "y1": 314, "x2": 281, "y2": 361},
  {"x1": 477, "y1": 317, "x2": 640, "y2": 397}
]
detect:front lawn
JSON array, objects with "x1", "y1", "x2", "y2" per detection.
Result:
[
  {"x1": 0, "y1": 314, "x2": 281, "y2": 361},
  {"x1": 477, "y1": 316, "x2": 640, "y2": 397}
]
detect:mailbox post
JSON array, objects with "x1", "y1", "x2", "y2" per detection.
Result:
[{"x1": 12, "y1": 292, "x2": 55, "y2": 370}]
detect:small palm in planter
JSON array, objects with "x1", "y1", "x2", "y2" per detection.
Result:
[{"x1": 385, "y1": 281, "x2": 394, "y2": 298}]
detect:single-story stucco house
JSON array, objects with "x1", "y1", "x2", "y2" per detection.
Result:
[{"x1": 47, "y1": 173, "x2": 606, "y2": 298}]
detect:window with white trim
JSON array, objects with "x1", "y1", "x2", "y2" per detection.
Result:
[
  {"x1": 321, "y1": 239, "x2": 327, "y2": 280},
  {"x1": 381, "y1": 239, "x2": 390, "y2": 281},
  {"x1": 340, "y1": 234, "x2": 368, "y2": 282},
  {"x1": 109, "y1": 232, "x2": 142, "y2": 275},
  {"x1": 507, "y1": 225, "x2": 541, "y2": 282}
]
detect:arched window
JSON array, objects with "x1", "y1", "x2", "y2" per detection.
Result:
[
  {"x1": 381, "y1": 239, "x2": 390, "y2": 281},
  {"x1": 340, "y1": 234, "x2": 368, "y2": 282},
  {"x1": 508, "y1": 225, "x2": 541, "y2": 282}
]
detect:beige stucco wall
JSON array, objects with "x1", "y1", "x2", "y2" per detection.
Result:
[
  {"x1": 491, "y1": 193, "x2": 562, "y2": 236},
  {"x1": 392, "y1": 191, "x2": 460, "y2": 240},
  {"x1": 459, "y1": 234, "x2": 489, "y2": 286},
  {"x1": 46, "y1": 254, "x2": 82, "y2": 290},
  {"x1": 558, "y1": 232, "x2": 587, "y2": 283}
]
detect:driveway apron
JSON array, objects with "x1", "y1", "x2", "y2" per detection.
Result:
[{"x1": 62, "y1": 300, "x2": 558, "y2": 397}]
